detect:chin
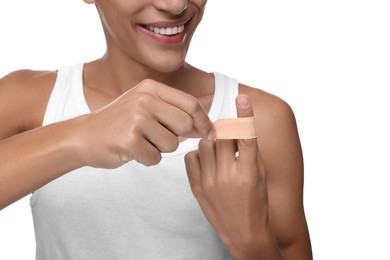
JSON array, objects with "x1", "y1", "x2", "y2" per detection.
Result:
[
  {"x1": 157, "y1": 63, "x2": 185, "y2": 73},
  {"x1": 146, "y1": 57, "x2": 187, "y2": 73}
]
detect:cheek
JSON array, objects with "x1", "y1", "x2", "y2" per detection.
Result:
[
  {"x1": 196, "y1": 0, "x2": 208, "y2": 4},
  {"x1": 191, "y1": 0, "x2": 208, "y2": 10},
  {"x1": 96, "y1": 3, "x2": 136, "y2": 42},
  {"x1": 103, "y1": 0, "x2": 140, "y2": 11},
  {"x1": 96, "y1": 0, "x2": 139, "y2": 28}
]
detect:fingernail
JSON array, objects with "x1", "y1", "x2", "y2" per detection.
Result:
[
  {"x1": 237, "y1": 95, "x2": 250, "y2": 109},
  {"x1": 207, "y1": 129, "x2": 216, "y2": 141}
]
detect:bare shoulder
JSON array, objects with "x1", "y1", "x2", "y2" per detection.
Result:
[
  {"x1": 239, "y1": 83, "x2": 303, "y2": 180},
  {"x1": 239, "y1": 84, "x2": 298, "y2": 137},
  {"x1": 239, "y1": 83, "x2": 302, "y2": 181},
  {"x1": 0, "y1": 69, "x2": 57, "y2": 139}
]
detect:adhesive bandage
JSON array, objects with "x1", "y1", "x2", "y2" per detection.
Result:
[{"x1": 213, "y1": 116, "x2": 257, "y2": 139}]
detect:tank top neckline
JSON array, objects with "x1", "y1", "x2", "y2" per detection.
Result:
[{"x1": 73, "y1": 63, "x2": 227, "y2": 157}]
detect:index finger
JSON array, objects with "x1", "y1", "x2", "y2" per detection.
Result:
[{"x1": 153, "y1": 81, "x2": 215, "y2": 140}]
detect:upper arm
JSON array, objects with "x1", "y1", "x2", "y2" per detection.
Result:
[
  {"x1": 240, "y1": 84, "x2": 312, "y2": 258},
  {"x1": 0, "y1": 70, "x2": 56, "y2": 140}
]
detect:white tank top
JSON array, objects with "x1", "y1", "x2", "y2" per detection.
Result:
[{"x1": 31, "y1": 63, "x2": 239, "y2": 260}]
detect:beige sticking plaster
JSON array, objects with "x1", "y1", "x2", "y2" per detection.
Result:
[{"x1": 213, "y1": 117, "x2": 257, "y2": 139}]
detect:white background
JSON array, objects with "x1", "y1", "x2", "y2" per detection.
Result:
[{"x1": 1, "y1": 0, "x2": 389, "y2": 259}]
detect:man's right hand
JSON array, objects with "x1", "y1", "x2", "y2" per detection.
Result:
[{"x1": 73, "y1": 78, "x2": 215, "y2": 168}]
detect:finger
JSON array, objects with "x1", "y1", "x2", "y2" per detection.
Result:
[
  {"x1": 151, "y1": 100, "x2": 194, "y2": 137},
  {"x1": 129, "y1": 136, "x2": 162, "y2": 166},
  {"x1": 152, "y1": 81, "x2": 215, "y2": 140},
  {"x1": 216, "y1": 139, "x2": 236, "y2": 171},
  {"x1": 198, "y1": 139, "x2": 217, "y2": 182},
  {"x1": 184, "y1": 149, "x2": 202, "y2": 194},
  {"x1": 235, "y1": 94, "x2": 258, "y2": 165},
  {"x1": 141, "y1": 120, "x2": 179, "y2": 153}
]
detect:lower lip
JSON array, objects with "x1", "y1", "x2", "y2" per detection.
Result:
[{"x1": 138, "y1": 24, "x2": 188, "y2": 45}]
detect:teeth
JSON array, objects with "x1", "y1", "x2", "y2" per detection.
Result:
[{"x1": 147, "y1": 24, "x2": 185, "y2": 35}]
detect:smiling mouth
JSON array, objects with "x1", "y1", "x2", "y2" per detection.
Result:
[
  {"x1": 143, "y1": 18, "x2": 191, "y2": 37},
  {"x1": 145, "y1": 24, "x2": 185, "y2": 36}
]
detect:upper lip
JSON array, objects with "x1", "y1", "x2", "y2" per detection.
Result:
[{"x1": 142, "y1": 17, "x2": 191, "y2": 28}]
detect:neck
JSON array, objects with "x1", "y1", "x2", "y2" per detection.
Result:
[
  {"x1": 82, "y1": 53, "x2": 214, "y2": 114},
  {"x1": 85, "y1": 53, "x2": 200, "y2": 94}
]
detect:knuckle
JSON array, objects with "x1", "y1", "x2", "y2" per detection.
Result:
[
  {"x1": 190, "y1": 183, "x2": 204, "y2": 198},
  {"x1": 138, "y1": 78, "x2": 156, "y2": 89},
  {"x1": 133, "y1": 92, "x2": 154, "y2": 106},
  {"x1": 180, "y1": 116, "x2": 194, "y2": 134},
  {"x1": 118, "y1": 152, "x2": 133, "y2": 165},
  {"x1": 184, "y1": 151, "x2": 193, "y2": 163},
  {"x1": 185, "y1": 95, "x2": 201, "y2": 114}
]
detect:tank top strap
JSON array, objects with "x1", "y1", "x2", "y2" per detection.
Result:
[
  {"x1": 42, "y1": 63, "x2": 89, "y2": 127},
  {"x1": 211, "y1": 72, "x2": 239, "y2": 120}
]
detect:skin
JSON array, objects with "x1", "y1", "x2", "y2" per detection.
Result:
[{"x1": 0, "y1": 0, "x2": 312, "y2": 259}]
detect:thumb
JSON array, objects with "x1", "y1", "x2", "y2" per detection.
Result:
[{"x1": 235, "y1": 94, "x2": 258, "y2": 162}]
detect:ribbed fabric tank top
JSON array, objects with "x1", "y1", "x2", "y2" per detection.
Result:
[{"x1": 31, "y1": 63, "x2": 238, "y2": 260}]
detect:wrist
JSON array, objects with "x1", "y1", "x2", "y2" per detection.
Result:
[
  {"x1": 52, "y1": 115, "x2": 90, "y2": 170},
  {"x1": 226, "y1": 226, "x2": 285, "y2": 260}
]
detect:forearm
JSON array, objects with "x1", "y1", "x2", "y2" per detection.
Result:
[{"x1": 0, "y1": 119, "x2": 83, "y2": 210}]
